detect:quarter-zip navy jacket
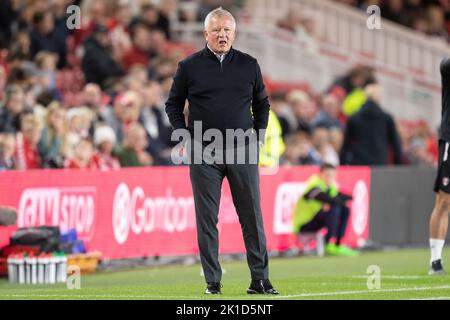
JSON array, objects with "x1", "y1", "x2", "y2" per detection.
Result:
[{"x1": 165, "y1": 45, "x2": 270, "y2": 140}]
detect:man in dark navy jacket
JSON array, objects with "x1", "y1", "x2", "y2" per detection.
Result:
[{"x1": 165, "y1": 7, "x2": 278, "y2": 295}]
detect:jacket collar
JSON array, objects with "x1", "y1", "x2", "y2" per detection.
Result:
[{"x1": 203, "y1": 44, "x2": 234, "y2": 62}]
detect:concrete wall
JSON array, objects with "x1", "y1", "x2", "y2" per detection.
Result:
[{"x1": 369, "y1": 167, "x2": 443, "y2": 246}]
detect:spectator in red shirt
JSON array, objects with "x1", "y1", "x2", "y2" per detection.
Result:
[
  {"x1": 16, "y1": 112, "x2": 41, "y2": 169},
  {"x1": 107, "y1": 0, "x2": 132, "y2": 59},
  {"x1": 122, "y1": 24, "x2": 152, "y2": 71},
  {"x1": 65, "y1": 138, "x2": 98, "y2": 169},
  {"x1": 73, "y1": 1, "x2": 107, "y2": 46}
]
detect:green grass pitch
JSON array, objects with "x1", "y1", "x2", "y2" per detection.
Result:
[{"x1": 1, "y1": 248, "x2": 450, "y2": 300}]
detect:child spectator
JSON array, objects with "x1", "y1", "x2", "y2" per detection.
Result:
[
  {"x1": 65, "y1": 138, "x2": 98, "y2": 169},
  {"x1": 312, "y1": 126, "x2": 340, "y2": 166},
  {"x1": 0, "y1": 133, "x2": 17, "y2": 170},
  {"x1": 280, "y1": 133, "x2": 303, "y2": 166},
  {"x1": 297, "y1": 132, "x2": 321, "y2": 165},
  {"x1": 66, "y1": 107, "x2": 94, "y2": 157},
  {"x1": 33, "y1": 50, "x2": 58, "y2": 95}
]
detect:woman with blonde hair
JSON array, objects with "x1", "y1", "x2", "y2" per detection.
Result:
[{"x1": 38, "y1": 102, "x2": 69, "y2": 168}]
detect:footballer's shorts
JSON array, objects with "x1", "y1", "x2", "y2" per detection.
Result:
[{"x1": 434, "y1": 140, "x2": 450, "y2": 194}]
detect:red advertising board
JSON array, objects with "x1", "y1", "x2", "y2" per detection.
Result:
[{"x1": 0, "y1": 166, "x2": 370, "y2": 259}]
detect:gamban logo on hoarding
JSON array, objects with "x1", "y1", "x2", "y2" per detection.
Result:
[
  {"x1": 18, "y1": 187, "x2": 96, "y2": 241},
  {"x1": 351, "y1": 180, "x2": 369, "y2": 237},
  {"x1": 273, "y1": 182, "x2": 305, "y2": 234},
  {"x1": 112, "y1": 183, "x2": 196, "y2": 244}
]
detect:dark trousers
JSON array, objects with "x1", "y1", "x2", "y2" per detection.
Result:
[
  {"x1": 300, "y1": 205, "x2": 350, "y2": 245},
  {"x1": 188, "y1": 141, "x2": 268, "y2": 283}
]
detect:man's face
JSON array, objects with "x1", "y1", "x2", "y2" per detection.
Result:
[
  {"x1": 322, "y1": 94, "x2": 340, "y2": 118},
  {"x1": 7, "y1": 92, "x2": 24, "y2": 114},
  {"x1": 75, "y1": 140, "x2": 93, "y2": 163},
  {"x1": 134, "y1": 27, "x2": 151, "y2": 51},
  {"x1": 96, "y1": 32, "x2": 110, "y2": 47},
  {"x1": 1, "y1": 136, "x2": 15, "y2": 158},
  {"x1": 41, "y1": 13, "x2": 54, "y2": 34},
  {"x1": 292, "y1": 99, "x2": 315, "y2": 121},
  {"x1": 320, "y1": 168, "x2": 337, "y2": 187},
  {"x1": 312, "y1": 127, "x2": 329, "y2": 149},
  {"x1": 82, "y1": 84, "x2": 102, "y2": 108},
  {"x1": 204, "y1": 16, "x2": 236, "y2": 54},
  {"x1": 129, "y1": 127, "x2": 148, "y2": 151}
]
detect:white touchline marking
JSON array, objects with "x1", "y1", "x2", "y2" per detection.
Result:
[
  {"x1": 0, "y1": 293, "x2": 198, "y2": 299},
  {"x1": 275, "y1": 285, "x2": 450, "y2": 298},
  {"x1": 351, "y1": 275, "x2": 423, "y2": 279},
  {"x1": 2, "y1": 285, "x2": 450, "y2": 299},
  {"x1": 410, "y1": 296, "x2": 450, "y2": 300}
]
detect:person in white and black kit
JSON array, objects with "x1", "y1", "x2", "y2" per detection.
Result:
[
  {"x1": 428, "y1": 57, "x2": 450, "y2": 275},
  {"x1": 165, "y1": 8, "x2": 278, "y2": 295}
]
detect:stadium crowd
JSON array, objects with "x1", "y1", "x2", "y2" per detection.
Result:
[
  {"x1": 339, "y1": 0, "x2": 450, "y2": 42},
  {"x1": 0, "y1": 0, "x2": 439, "y2": 171}
]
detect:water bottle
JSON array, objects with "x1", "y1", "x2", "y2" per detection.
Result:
[
  {"x1": 60, "y1": 253, "x2": 67, "y2": 283},
  {"x1": 43, "y1": 254, "x2": 50, "y2": 284},
  {"x1": 55, "y1": 253, "x2": 65, "y2": 283},
  {"x1": 37, "y1": 254, "x2": 45, "y2": 284},
  {"x1": 48, "y1": 253, "x2": 56, "y2": 284},
  {"x1": 29, "y1": 254, "x2": 38, "y2": 285},
  {"x1": 7, "y1": 254, "x2": 16, "y2": 283},
  {"x1": 17, "y1": 254, "x2": 25, "y2": 284},
  {"x1": 25, "y1": 255, "x2": 31, "y2": 284}
]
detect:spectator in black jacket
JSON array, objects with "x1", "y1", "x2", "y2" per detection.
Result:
[
  {"x1": 81, "y1": 24, "x2": 123, "y2": 89},
  {"x1": 129, "y1": 3, "x2": 172, "y2": 40},
  {"x1": 140, "y1": 81, "x2": 174, "y2": 165},
  {"x1": 29, "y1": 11, "x2": 67, "y2": 69},
  {"x1": 340, "y1": 83, "x2": 402, "y2": 165}
]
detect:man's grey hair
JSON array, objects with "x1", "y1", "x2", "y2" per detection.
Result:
[{"x1": 204, "y1": 7, "x2": 236, "y2": 30}]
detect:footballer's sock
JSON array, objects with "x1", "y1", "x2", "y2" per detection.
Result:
[{"x1": 430, "y1": 238, "x2": 445, "y2": 263}]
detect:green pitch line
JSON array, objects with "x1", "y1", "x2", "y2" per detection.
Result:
[{"x1": 1, "y1": 248, "x2": 450, "y2": 300}]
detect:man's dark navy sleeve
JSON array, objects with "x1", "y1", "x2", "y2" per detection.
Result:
[
  {"x1": 252, "y1": 60, "x2": 270, "y2": 132},
  {"x1": 165, "y1": 61, "x2": 188, "y2": 130},
  {"x1": 387, "y1": 114, "x2": 403, "y2": 164}
]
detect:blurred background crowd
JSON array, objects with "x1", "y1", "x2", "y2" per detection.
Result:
[
  {"x1": 0, "y1": 0, "x2": 441, "y2": 171},
  {"x1": 343, "y1": 0, "x2": 450, "y2": 42}
]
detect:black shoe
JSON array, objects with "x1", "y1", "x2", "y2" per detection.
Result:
[
  {"x1": 429, "y1": 259, "x2": 447, "y2": 275},
  {"x1": 205, "y1": 282, "x2": 222, "y2": 294},
  {"x1": 247, "y1": 279, "x2": 279, "y2": 295}
]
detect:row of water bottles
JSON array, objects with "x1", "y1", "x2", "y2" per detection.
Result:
[{"x1": 7, "y1": 252, "x2": 68, "y2": 284}]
